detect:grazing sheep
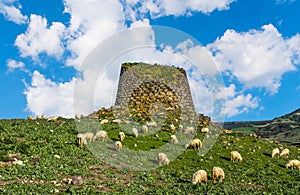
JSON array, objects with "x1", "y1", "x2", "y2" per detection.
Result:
[
  {"x1": 184, "y1": 126, "x2": 195, "y2": 135},
  {"x1": 114, "y1": 141, "x2": 122, "y2": 152},
  {"x1": 112, "y1": 119, "x2": 122, "y2": 124},
  {"x1": 170, "y1": 124, "x2": 175, "y2": 133},
  {"x1": 212, "y1": 167, "x2": 225, "y2": 183},
  {"x1": 141, "y1": 125, "x2": 148, "y2": 133},
  {"x1": 119, "y1": 132, "x2": 125, "y2": 142},
  {"x1": 221, "y1": 129, "x2": 233, "y2": 134},
  {"x1": 94, "y1": 130, "x2": 108, "y2": 142},
  {"x1": 280, "y1": 148, "x2": 290, "y2": 158},
  {"x1": 178, "y1": 124, "x2": 183, "y2": 132},
  {"x1": 41, "y1": 114, "x2": 47, "y2": 119},
  {"x1": 75, "y1": 114, "x2": 82, "y2": 119},
  {"x1": 85, "y1": 132, "x2": 94, "y2": 143},
  {"x1": 100, "y1": 119, "x2": 109, "y2": 125},
  {"x1": 170, "y1": 135, "x2": 179, "y2": 144},
  {"x1": 132, "y1": 128, "x2": 138, "y2": 138},
  {"x1": 285, "y1": 159, "x2": 300, "y2": 170},
  {"x1": 77, "y1": 133, "x2": 87, "y2": 147},
  {"x1": 201, "y1": 127, "x2": 209, "y2": 133},
  {"x1": 36, "y1": 115, "x2": 42, "y2": 119},
  {"x1": 272, "y1": 148, "x2": 280, "y2": 158},
  {"x1": 230, "y1": 151, "x2": 242, "y2": 162},
  {"x1": 186, "y1": 138, "x2": 202, "y2": 150},
  {"x1": 157, "y1": 153, "x2": 170, "y2": 166},
  {"x1": 192, "y1": 170, "x2": 208, "y2": 184}
]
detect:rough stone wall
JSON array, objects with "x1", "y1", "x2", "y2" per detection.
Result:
[{"x1": 115, "y1": 62, "x2": 196, "y2": 122}]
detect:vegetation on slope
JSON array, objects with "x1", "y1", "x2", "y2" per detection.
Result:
[{"x1": 0, "y1": 118, "x2": 299, "y2": 194}]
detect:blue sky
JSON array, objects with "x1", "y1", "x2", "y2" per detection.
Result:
[{"x1": 0, "y1": 0, "x2": 299, "y2": 122}]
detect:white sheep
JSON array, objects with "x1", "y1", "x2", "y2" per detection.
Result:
[
  {"x1": 285, "y1": 159, "x2": 300, "y2": 170},
  {"x1": 100, "y1": 119, "x2": 109, "y2": 125},
  {"x1": 184, "y1": 126, "x2": 195, "y2": 135},
  {"x1": 27, "y1": 115, "x2": 34, "y2": 120},
  {"x1": 178, "y1": 124, "x2": 183, "y2": 132},
  {"x1": 77, "y1": 133, "x2": 87, "y2": 147},
  {"x1": 170, "y1": 135, "x2": 179, "y2": 144},
  {"x1": 280, "y1": 148, "x2": 290, "y2": 158},
  {"x1": 186, "y1": 138, "x2": 202, "y2": 150},
  {"x1": 212, "y1": 167, "x2": 225, "y2": 183},
  {"x1": 230, "y1": 151, "x2": 242, "y2": 162},
  {"x1": 132, "y1": 128, "x2": 138, "y2": 138},
  {"x1": 141, "y1": 125, "x2": 148, "y2": 133},
  {"x1": 41, "y1": 114, "x2": 47, "y2": 119},
  {"x1": 170, "y1": 124, "x2": 175, "y2": 133},
  {"x1": 85, "y1": 132, "x2": 94, "y2": 143},
  {"x1": 272, "y1": 148, "x2": 280, "y2": 158},
  {"x1": 119, "y1": 132, "x2": 125, "y2": 142},
  {"x1": 114, "y1": 141, "x2": 122, "y2": 152},
  {"x1": 112, "y1": 119, "x2": 122, "y2": 124},
  {"x1": 191, "y1": 170, "x2": 208, "y2": 184},
  {"x1": 157, "y1": 152, "x2": 170, "y2": 166},
  {"x1": 201, "y1": 127, "x2": 209, "y2": 133},
  {"x1": 94, "y1": 130, "x2": 108, "y2": 142}
]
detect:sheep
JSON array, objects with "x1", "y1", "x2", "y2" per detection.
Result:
[
  {"x1": 85, "y1": 132, "x2": 94, "y2": 143},
  {"x1": 280, "y1": 148, "x2": 290, "y2": 158},
  {"x1": 41, "y1": 114, "x2": 47, "y2": 119},
  {"x1": 191, "y1": 170, "x2": 208, "y2": 184},
  {"x1": 186, "y1": 138, "x2": 202, "y2": 150},
  {"x1": 170, "y1": 135, "x2": 179, "y2": 144},
  {"x1": 178, "y1": 124, "x2": 183, "y2": 132},
  {"x1": 272, "y1": 148, "x2": 280, "y2": 158},
  {"x1": 77, "y1": 133, "x2": 87, "y2": 147},
  {"x1": 184, "y1": 126, "x2": 195, "y2": 135},
  {"x1": 157, "y1": 152, "x2": 170, "y2": 166},
  {"x1": 114, "y1": 141, "x2": 122, "y2": 152},
  {"x1": 94, "y1": 130, "x2": 108, "y2": 142},
  {"x1": 141, "y1": 125, "x2": 148, "y2": 133},
  {"x1": 220, "y1": 129, "x2": 233, "y2": 134},
  {"x1": 230, "y1": 151, "x2": 242, "y2": 162},
  {"x1": 285, "y1": 159, "x2": 300, "y2": 170},
  {"x1": 100, "y1": 119, "x2": 109, "y2": 125},
  {"x1": 170, "y1": 124, "x2": 175, "y2": 133},
  {"x1": 36, "y1": 115, "x2": 42, "y2": 119},
  {"x1": 212, "y1": 167, "x2": 225, "y2": 183},
  {"x1": 112, "y1": 119, "x2": 122, "y2": 124},
  {"x1": 132, "y1": 128, "x2": 138, "y2": 138},
  {"x1": 119, "y1": 132, "x2": 125, "y2": 142},
  {"x1": 201, "y1": 127, "x2": 209, "y2": 133}
]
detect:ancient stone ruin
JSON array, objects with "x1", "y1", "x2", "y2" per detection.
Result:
[{"x1": 114, "y1": 62, "x2": 196, "y2": 123}]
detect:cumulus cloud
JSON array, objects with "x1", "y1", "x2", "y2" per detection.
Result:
[
  {"x1": 24, "y1": 71, "x2": 76, "y2": 118},
  {"x1": 14, "y1": 14, "x2": 66, "y2": 61},
  {"x1": 63, "y1": 0, "x2": 126, "y2": 68},
  {"x1": 123, "y1": 0, "x2": 236, "y2": 19},
  {"x1": 0, "y1": 0, "x2": 27, "y2": 24},
  {"x1": 7, "y1": 59, "x2": 25, "y2": 72},
  {"x1": 207, "y1": 24, "x2": 298, "y2": 94}
]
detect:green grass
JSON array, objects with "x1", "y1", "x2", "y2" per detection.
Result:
[
  {"x1": 231, "y1": 126, "x2": 258, "y2": 135},
  {"x1": 0, "y1": 118, "x2": 300, "y2": 194}
]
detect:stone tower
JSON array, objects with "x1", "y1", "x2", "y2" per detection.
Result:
[{"x1": 115, "y1": 62, "x2": 196, "y2": 123}]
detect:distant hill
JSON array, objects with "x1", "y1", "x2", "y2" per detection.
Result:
[{"x1": 223, "y1": 108, "x2": 300, "y2": 147}]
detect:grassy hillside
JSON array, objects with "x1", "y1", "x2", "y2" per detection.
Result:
[{"x1": 0, "y1": 118, "x2": 300, "y2": 194}]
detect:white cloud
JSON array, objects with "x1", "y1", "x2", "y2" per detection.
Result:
[
  {"x1": 207, "y1": 24, "x2": 297, "y2": 94},
  {"x1": 24, "y1": 71, "x2": 76, "y2": 118},
  {"x1": 0, "y1": 0, "x2": 27, "y2": 24},
  {"x1": 7, "y1": 59, "x2": 25, "y2": 72},
  {"x1": 63, "y1": 0, "x2": 126, "y2": 68},
  {"x1": 275, "y1": 0, "x2": 295, "y2": 4},
  {"x1": 123, "y1": 0, "x2": 236, "y2": 19},
  {"x1": 15, "y1": 14, "x2": 66, "y2": 61},
  {"x1": 287, "y1": 34, "x2": 300, "y2": 64}
]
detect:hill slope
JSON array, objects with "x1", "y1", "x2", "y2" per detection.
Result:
[
  {"x1": 223, "y1": 108, "x2": 300, "y2": 147},
  {"x1": 0, "y1": 118, "x2": 299, "y2": 194}
]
